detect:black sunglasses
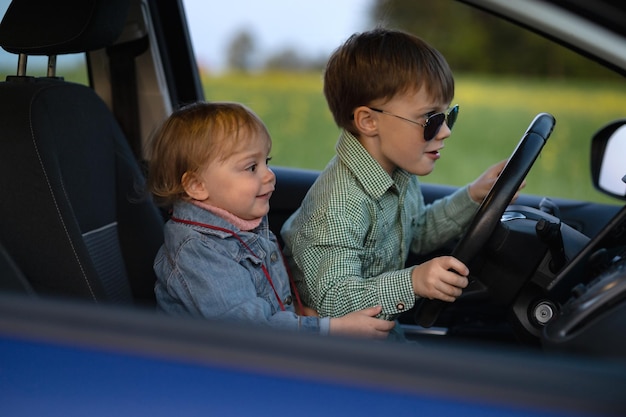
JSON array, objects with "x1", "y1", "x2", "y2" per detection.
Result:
[{"x1": 368, "y1": 104, "x2": 459, "y2": 141}]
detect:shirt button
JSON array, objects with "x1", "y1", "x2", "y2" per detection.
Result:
[
  {"x1": 284, "y1": 295, "x2": 293, "y2": 305},
  {"x1": 396, "y1": 302, "x2": 406, "y2": 311},
  {"x1": 270, "y1": 252, "x2": 279, "y2": 262}
]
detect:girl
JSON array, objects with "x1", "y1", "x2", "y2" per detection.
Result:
[{"x1": 147, "y1": 101, "x2": 393, "y2": 338}]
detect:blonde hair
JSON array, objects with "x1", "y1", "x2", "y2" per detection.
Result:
[{"x1": 147, "y1": 101, "x2": 270, "y2": 206}]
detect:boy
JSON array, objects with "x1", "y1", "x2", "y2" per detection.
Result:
[{"x1": 281, "y1": 28, "x2": 507, "y2": 329}]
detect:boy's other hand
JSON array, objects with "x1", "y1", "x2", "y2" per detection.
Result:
[{"x1": 468, "y1": 159, "x2": 526, "y2": 203}]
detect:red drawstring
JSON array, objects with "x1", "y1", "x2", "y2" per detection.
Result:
[
  {"x1": 277, "y1": 240, "x2": 303, "y2": 311},
  {"x1": 170, "y1": 216, "x2": 303, "y2": 313}
]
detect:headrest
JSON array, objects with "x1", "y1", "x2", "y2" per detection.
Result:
[{"x1": 0, "y1": 0, "x2": 130, "y2": 55}]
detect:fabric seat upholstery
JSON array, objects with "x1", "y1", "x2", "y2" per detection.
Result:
[{"x1": 0, "y1": 0, "x2": 164, "y2": 305}]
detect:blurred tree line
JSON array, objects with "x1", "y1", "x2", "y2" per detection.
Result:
[
  {"x1": 369, "y1": 0, "x2": 614, "y2": 78},
  {"x1": 226, "y1": 0, "x2": 617, "y2": 79}
]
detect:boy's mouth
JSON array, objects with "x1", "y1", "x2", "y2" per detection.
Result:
[{"x1": 426, "y1": 146, "x2": 443, "y2": 159}]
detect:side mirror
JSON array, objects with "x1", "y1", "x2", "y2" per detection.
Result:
[{"x1": 591, "y1": 120, "x2": 626, "y2": 201}]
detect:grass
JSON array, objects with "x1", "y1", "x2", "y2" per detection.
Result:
[
  {"x1": 202, "y1": 71, "x2": 626, "y2": 205},
  {"x1": 4, "y1": 62, "x2": 621, "y2": 205}
]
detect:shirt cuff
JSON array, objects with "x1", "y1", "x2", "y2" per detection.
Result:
[
  {"x1": 378, "y1": 268, "x2": 416, "y2": 319},
  {"x1": 445, "y1": 185, "x2": 480, "y2": 227},
  {"x1": 319, "y1": 317, "x2": 331, "y2": 335}
]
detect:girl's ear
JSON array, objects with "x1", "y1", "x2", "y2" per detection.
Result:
[
  {"x1": 181, "y1": 171, "x2": 209, "y2": 201},
  {"x1": 352, "y1": 106, "x2": 379, "y2": 137}
]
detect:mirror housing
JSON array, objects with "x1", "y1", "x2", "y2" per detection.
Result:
[{"x1": 591, "y1": 120, "x2": 626, "y2": 201}]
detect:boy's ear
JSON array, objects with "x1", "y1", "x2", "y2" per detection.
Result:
[
  {"x1": 352, "y1": 106, "x2": 379, "y2": 137},
  {"x1": 181, "y1": 171, "x2": 209, "y2": 200}
]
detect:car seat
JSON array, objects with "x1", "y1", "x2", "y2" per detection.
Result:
[{"x1": 0, "y1": 0, "x2": 164, "y2": 306}]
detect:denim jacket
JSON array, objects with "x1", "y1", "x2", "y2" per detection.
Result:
[{"x1": 154, "y1": 201, "x2": 329, "y2": 334}]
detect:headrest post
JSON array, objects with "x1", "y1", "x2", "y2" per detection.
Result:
[
  {"x1": 16, "y1": 53, "x2": 27, "y2": 76},
  {"x1": 47, "y1": 55, "x2": 57, "y2": 77}
]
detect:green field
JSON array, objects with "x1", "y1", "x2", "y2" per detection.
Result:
[
  {"x1": 4, "y1": 62, "x2": 622, "y2": 205},
  {"x1": 202, "y1": 71, "x2": 626, "y2": 205}
]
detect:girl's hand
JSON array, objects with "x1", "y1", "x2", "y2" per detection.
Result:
[{"x1": 329, "y1": 305, "x2": 395, "y2": 339}]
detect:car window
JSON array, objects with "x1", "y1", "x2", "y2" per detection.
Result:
[
  {"x1": 0, "y1": 53, "x2": 88, "y2": 84},
  {"x1": 182, "y1": 0, "x2": 626, "y2": 206},
  {"x1": 1, "y1": 0, "x2": 616, "y2": 205}
]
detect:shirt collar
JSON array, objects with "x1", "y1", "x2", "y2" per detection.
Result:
[{"x1": 336, "y1": 130, "x2": 411, "y2": 199}]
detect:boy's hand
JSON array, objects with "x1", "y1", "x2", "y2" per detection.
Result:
[
  {"x1": 329, "y1": 305, "x2": 395, "y2": 339},
  {"x1": 411, "y1": 256, "x2": 469, "y2": 302},
  {"x1": 468, "y1": 159, "x2": 526, "y2": 203}
]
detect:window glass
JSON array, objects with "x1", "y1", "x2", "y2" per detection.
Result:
[
  {"x1": 0, "y1": 53, "x2": 88, "y2": 84},
  {"x1": 182, "y1": 0, "x2": 625, "y2": 204}
]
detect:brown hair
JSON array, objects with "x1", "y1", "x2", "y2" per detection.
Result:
[
  {"x1": 147, "y1": 101, "x2": 270, "y2": 206},
  {"x1": 323, "y1": 28, "x2": 455, "y2": 134}
]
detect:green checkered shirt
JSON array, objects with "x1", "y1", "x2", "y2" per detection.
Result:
[{"x1": 281, "y1": 130, "x2": 479, "y2": 320}]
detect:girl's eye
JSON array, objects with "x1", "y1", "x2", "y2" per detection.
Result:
[
  {"x1": 266, "y1": 157, "x2": 272, "y2": 165},
  {"x1": 247, "y1": 163, "x2": 257, "y2": 172}
]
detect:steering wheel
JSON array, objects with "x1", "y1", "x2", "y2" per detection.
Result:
[{"x1": 416, "y1": 113, "x2": 556, "y2": 328}]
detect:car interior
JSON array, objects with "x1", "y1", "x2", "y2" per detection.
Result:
[
  {"x1": 1, "y1": 0, "x2": 626, "y2": 360},
  {"x1": 0, "y1": 0, "x2": 164, "y2": 306},
  {"x1": 1, "y1": 0, "x2": 626, "y2": 414}
]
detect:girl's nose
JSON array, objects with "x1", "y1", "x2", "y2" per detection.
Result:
[{"x1": 265, "y1": 166, "x2": 276, "y2": 184}]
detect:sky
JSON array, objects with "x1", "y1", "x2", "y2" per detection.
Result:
[
  {"x1": 182, "y1": 0, "x2": 373, "y2": 71},
  {"x1": 0, "y1": 0, "x2": 373, "y2": 73}
]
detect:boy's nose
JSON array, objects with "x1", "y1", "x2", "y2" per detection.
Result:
[{"x1": 436, "y1": 123, "x2": 452, "y2": 140}]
